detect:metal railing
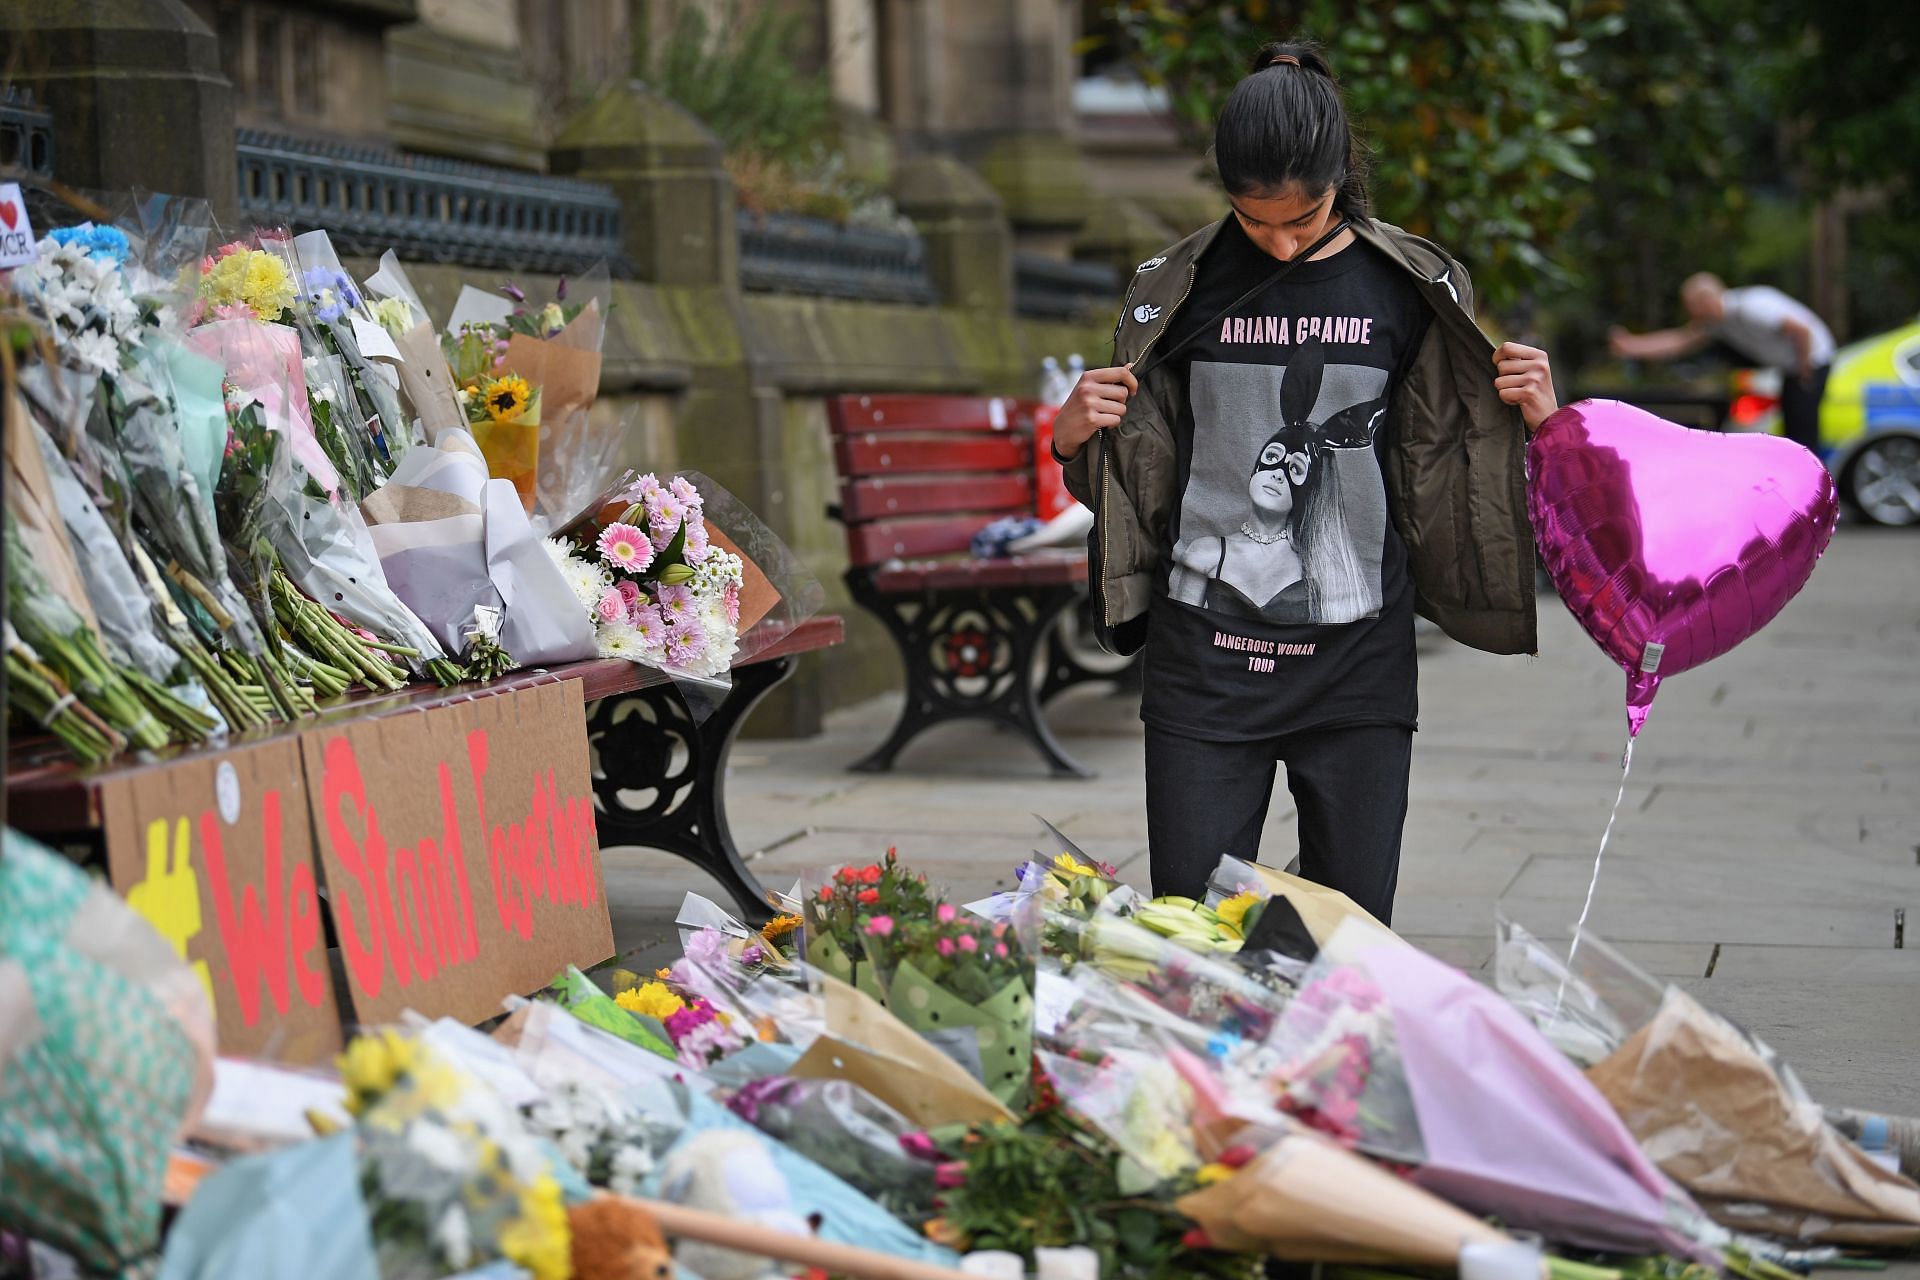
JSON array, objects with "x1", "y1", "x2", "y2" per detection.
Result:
[
  {"x1": 1014, "y1": 251, "x2": 1118, "y2": 321},
  {"x1": 234, "y1": 129, "x2": 626, "y2": 275},
  {"x1": 1, "y1": 86, "x2": 54, "y2": 178},
  {"x1": 737, "y1": 208, "x2": 936, "y2": 305}
]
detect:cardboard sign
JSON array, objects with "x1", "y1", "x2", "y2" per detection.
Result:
[
  {"x1": 102, "y1": 739, "x2": 343, "y2": 1063},
  {"x1": 300, "y1": 680, "x2": 613, "y2": 1029},
  {"x1": 0, "y1": 183, "x2": 36, "y2": 269}
]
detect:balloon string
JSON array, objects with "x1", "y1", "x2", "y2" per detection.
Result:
[{"x1": 1552, "y1": 731, "x2": 1637, "y2": 1020}]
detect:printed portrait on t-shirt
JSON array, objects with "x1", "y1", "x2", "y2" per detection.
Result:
[{"x1": 1168, "y1": 336, "x2": 1390, "y2": 625}]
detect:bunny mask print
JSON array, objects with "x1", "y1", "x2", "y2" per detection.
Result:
[{"x1": 1143, "y1": 216, "x2": 1432, "y2": 741}]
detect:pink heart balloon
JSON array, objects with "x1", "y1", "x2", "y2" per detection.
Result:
[{"x1": 1528, "y1": 400, "x2": 1839, "y2": 736}]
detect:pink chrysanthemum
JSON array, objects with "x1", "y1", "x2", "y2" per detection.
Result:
[
  {"x1": 683, "y1": 521, "x2": 710, "y2": 564},
  {"x1": 670, "y1": 475, "x2": 703, "y2": 508},
  {"x1": 655, "y1": 583, "x2": 695, "y2": 621},
  {"x1": 723, "y1": 582, "x2": 741, "y2": 627},
  {"x1": 597, "y1": 522, "x2": 653, "y2": 572},
  {"x1": 663, "y1": 615, "x2": 707, "y2": 667}
]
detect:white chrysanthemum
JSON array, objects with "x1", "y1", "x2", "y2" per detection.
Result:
[
  {"x1": 543, "y1": 536, "x2": 611, "y2": 612},
  {"x1": 596, "y1": 621, "x2": 644, "y2": 661},
  {"x1": 68, "y1": 329, "x2": 121, "y2": 375}
]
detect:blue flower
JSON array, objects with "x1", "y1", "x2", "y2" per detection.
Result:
[
  {"x1": 300, "y1": 267, "x2": 362, "y2": 323},
  {"x1": 49, "y1": 224, "x2": 131, "y2": 264}
]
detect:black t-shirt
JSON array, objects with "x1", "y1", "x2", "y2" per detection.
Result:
[{"x1": 1140, "y1": 217, "x2": 1431, "y2": 741}]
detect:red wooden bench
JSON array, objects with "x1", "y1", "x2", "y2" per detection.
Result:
[{"x1": 826, "y1": 393, "x2": 1117, "y2": 777}]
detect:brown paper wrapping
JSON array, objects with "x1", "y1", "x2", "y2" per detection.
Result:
[
  {"x1": 6, "y1": 388, "x2": 101, "y2": 633},
  {"x1": 1249, "y1": 864, "x2": 1389, "y2": 948},
  {"x1": 1587, "y1": 989, "x2": 1920, "y2": 1244},
  {"x1": 786, "y1": 974, "x2": 1016, "y2": 1130},
  {"x1": 1175, "y1": 1131, "x2": 1510, "y2": 1264},
  {"x1": 501, "y1": 324, "x2": 603, "y2": 514},
  {"x1": 389, "y1": 321, "x2": 466, "y2": 441}
]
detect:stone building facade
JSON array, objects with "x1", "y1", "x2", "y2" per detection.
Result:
[{"x1": 0, "y1": 0, "x2": 1224, "y2": 735}]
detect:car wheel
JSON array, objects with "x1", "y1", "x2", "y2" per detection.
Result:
[{"x1": 1847, "y1": 436, "x2": 1920, "y2": 527}]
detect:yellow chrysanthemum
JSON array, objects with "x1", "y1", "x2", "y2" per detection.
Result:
[
  {"x1": 200, "y1": 249, "x2": 294, "y2": 321},
  {"x1": 1214, "y1": 890, "x2": 1262, "y2": 934},
  {"x1": 653, "y1": 966, "x2": 674, "y2": 980},
  {"x1": 615, "y1": 981, "x2": 686, "y2": 1021},
  {"x1": 1195, "y1": 1162, "x2": 1235, "y2": 1186},
  {"x1": 336, "y1": 1029, "x2": 416, "y2": 1114},
  {"x1": 498, "y1": 1174, "x2": 572, "y2": 1280},
  {"x1": 483, "y1": 374, "x2": 533, "y2": 423},
  {"x1": 761, "y1": 913, "x2": 803, "y2": 941}
]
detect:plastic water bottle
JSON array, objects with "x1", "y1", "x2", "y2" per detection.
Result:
[
  {"x1": 1038, "y1": 355, "x2": 1070, "y2": 406},
  {"x1": 1067, "y1": 352, "x2": 1086, "y2": 391}
]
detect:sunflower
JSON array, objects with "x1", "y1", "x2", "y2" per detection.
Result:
[
  {"x1": 760, "y1": 913, "x2": 803, "y2": 942},
  {"x1": 483, "y1": 373, "x2": 533, "y2": 423}
]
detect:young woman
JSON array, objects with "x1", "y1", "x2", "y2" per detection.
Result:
[{"x1": 1053, "y1": 41, "x2": 1559, "y2": 922}]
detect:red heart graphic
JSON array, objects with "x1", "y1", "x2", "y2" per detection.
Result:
[{"x1": 0, "y1": 202, "x2": 16, "y2": 231}]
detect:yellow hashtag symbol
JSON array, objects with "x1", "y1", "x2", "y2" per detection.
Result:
[{"x1": 126, "y1": 816, "x2": 216, "y2": 1011}]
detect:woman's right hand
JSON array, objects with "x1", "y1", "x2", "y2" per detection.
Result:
[{"x1": 1052, "y1": 363, "x2": 1138, "y2": 461}]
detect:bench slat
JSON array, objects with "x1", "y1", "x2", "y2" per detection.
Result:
[
  {"x1": 840, "y1": 474, "x2": 1034, "y2": 523},
  {"x1": 870, "y1": 553, "x2": 1087, "y2": 593},
  {"x1": 834, "y1": 434, "x2": 1029, "y2": 477},
  {"x1": 847, "y1": 515, "x2": 1000, "y2": 565},
  {"x1": 827, "y1": 394, "x2": 1031, "y2": 435}
]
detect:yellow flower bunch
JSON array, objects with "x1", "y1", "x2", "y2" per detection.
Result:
[
  {"x1": 337, "y1": 1029, "x2": 418, "y2": 1116},
  {"x1": 1213, "y1": 890, "x2": 1262, "y2": 935},
  {"x1": 497, "y1": 1173, "x2": 572, "y2": 1280},
  {"x1": 615, "y1": 981, "x2": 686, "y2": 1021},
  {"x1": 1052, "y1": 852, "x2": 1099, "y2": 879},
  {"x1": 199, "y1": 248, "x2": 295, "y2": 321},
  {"x1": 1194, "y1": 1161, "x2": 1236, "y2": 1186}
]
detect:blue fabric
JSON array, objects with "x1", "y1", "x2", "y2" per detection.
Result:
[
  {"x1": 971, "y1": 516, "x2": 1044, "y2": 559},
  {"x1": 156, "y1": 1135, "x2": 377, "y2": 1280}
]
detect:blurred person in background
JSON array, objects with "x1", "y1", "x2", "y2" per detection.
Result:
[
  {"x1": 1049, "y1": 40, "x2": 1557, "y2": 921},
  {"x1": 1609, "y1": 273, "x2": 1835, "y2": 450}
]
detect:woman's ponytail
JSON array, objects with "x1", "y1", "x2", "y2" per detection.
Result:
[{"x1": 1215, "y1": 39, "x2": 1372, "y2": 219}]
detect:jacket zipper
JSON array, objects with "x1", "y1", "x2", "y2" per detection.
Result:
[{"x1": 1097, "y1": 258, "x2": 1198, "y2": 627}]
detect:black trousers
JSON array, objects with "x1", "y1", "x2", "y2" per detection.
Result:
[
  {"x1": 1779, "y1": 365, "x2": 1830, "y2": 453},
  {"x1": 1144, "y1": 722, "x2": 1412, "y2": 924}
]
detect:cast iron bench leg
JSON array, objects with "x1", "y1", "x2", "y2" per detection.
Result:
[
  {"x1": 848, "y1": 576, "x2": 1096, "y2": 779},
  {"x1": 584, "y1": 656, "x2": 796, "y2": 926},
  {"x1": 1037, "y1": 594, "x2": 1145, "y2": 706}
]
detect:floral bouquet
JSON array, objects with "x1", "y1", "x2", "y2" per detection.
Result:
[
  {"x1": 362, "y1": 250, "x2": 464, "y2": 441},
  {"x1": 441, "y1": 274, "x2": 608, "y2": 514},
  {"x1": 801, "y1": 849, "x2": 935, "y2": 999},
  {"x1": 8, "y1": 223, "x2": 160, "y2": 374},
  {"x1": 522, "y1": 1080, "x2": 679, "y2": 1199},
  {"x1": 286, "y1": 228, "x2": 412, "y2": 474},
  {"x1": 671, "y1": 891, "x2": 801, "y2": 1006},
  {"x1": 725, "y1": 1076, "x2": 939, "y2": 1222},
  {"x1": 860, "y1": 902, "x2": 1036, "y2": 1109},
  {"x1": 611, "y1": 974, "x2": 751, "y2": 1072},
  {"x1": 1261, "y1": 958, "x2": 1422, "y2": 1162},
  {"x1": 544, "y1": 471, "x2": 745, "y2": 677},
  {"x1": 334, "y1": 1029, "x2": 573, "y2": 1280}
]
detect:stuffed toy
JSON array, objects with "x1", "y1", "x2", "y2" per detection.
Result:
[
  {"x1": 570, "y1": 1195, "x2": 675, "y2": 1280},
  {"x1": 660, "y1": 1131, "x2": 812, "y2": 1280}
]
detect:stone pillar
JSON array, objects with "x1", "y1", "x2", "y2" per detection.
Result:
[
  {"x1": 549, "y1": 80, "x2": 736, "y2": 289},
  {"x1": 0, "y1": 0, "x2": 236, "y2": 224},
  {"x1": 1074, "y1": 197, "x2": 1174, "y2": 279},
  {"x1": 893, "y1": 152, "x2": 1011, "y2": 315}
]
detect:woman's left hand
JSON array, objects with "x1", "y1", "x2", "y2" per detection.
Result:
[{"x1": 1493, "y1": 341, "x2": 1559, "y2": 432}]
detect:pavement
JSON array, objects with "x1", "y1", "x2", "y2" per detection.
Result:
[{"x1": 602, "y1": 522, "x2": 1920, "y2": 1117}]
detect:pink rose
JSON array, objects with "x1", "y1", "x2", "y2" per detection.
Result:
[
  {"x1": 936, "y1": 904, "x2": 957, "y2": 924},
  {"x1": 595, "y1": 588, "x2": 628, "y2": 624},
  {"x1": 865, "y1": 915, "x2": 895, "y2": 937},
  {"x1": 937, "y1": 938, "x2": 955, "y2": 957},
  {"x1": 957, "y1": 934, "x2": 978, "y2": 953}
]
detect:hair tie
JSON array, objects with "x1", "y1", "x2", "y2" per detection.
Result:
[{"x1": 1268, "y1": 53, "x2": 1301, "y2": 67}]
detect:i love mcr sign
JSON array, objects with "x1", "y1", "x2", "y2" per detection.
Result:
[{"x1": 102, "y1": 680, "x2": 614, "y2": 1061}]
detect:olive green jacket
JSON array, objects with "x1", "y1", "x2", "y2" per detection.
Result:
[{"x1": 1061, "y1": 216, "x2": 1538, "y2": 657}]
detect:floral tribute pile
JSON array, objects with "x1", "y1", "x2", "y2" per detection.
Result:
[{"x1": 3, "y1": 205, "x2": 762, "y2": 767}]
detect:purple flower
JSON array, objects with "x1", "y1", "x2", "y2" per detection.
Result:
[
  {"x1": 669, "y1": 476, "x2": 702, "y2": 508},
  {"x1": 683, "y1": 927, "x2": 730, "y2": 973},
  {"x1": 683, "y1": 521, "x2": 710, "y2": 564},
  {"x1": 663, "y1": 616, "x2": 708, "y2": 668},
  {"x1": 899, "y1": 1131, "x2": 939, "y2": 1161},
  {"x1": 656, "y1": 583, "x2": 695, "y2": 621},
  {"x1": 726, "y1": 1076, "x2": 797, "y2": 1125},
  {"x1": 501, "y1": 281, "x2": 527, "y2": 304}
]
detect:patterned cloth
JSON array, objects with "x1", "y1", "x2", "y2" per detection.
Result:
[
  {"x1": 0, "y1": 830, "x2": 214, "y2": 1278},
  {"x1": 969, "y1": 516, "x2": 1044, "y2": 560}
]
